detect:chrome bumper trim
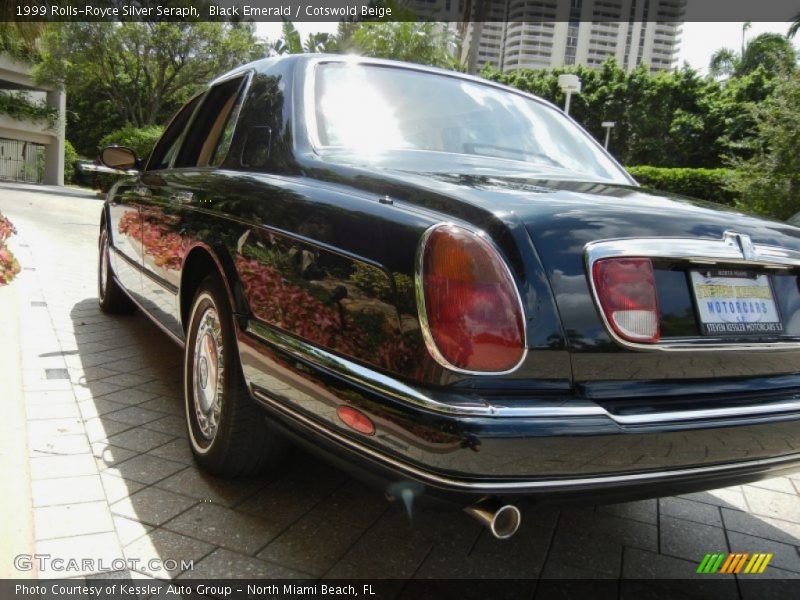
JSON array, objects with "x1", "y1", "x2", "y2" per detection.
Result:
[
  {"x1": 244, "y1": 322, "x2": 800, "y2": 424},
  {"x1": 252, "y1": 386, "x2": 800, "y2": 492},
  {"x1": 610, "y1": 400, "x2": 800, "y2": 425},
  {"x1": 246, "y1": 321, "x2": 602, "y2": 417}
]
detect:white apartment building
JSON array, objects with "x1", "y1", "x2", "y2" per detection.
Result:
[{"x1": 450, "y1": 0, "x2": 684, "y2": 74}]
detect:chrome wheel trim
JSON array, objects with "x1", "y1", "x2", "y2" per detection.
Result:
[
  {"x1": 99, "y1": 232, "x2": 109, "y2": 298},
  {"x1": 191, "y1": 303, "x2": 224, "y2": 445}
]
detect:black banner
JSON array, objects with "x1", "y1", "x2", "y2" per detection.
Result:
[
  {"x1": 2, "y1": 0, "x2": 800, "y2": 23},
  {"x1": 3, "y1": 579, "x2": 800, "y2": 600}
]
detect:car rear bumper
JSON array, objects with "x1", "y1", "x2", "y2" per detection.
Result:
[{"x1": 239, "y1": 324, "x2": 800, "y2": 502}]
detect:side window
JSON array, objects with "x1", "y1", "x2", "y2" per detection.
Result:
[
  {"x1": 146, "y1": 94, "x2": 202, "y2": 171},
  {"x1": 221, "y1": 69, "x2": 290, "y2": 173},
  {"x1": 174, "y1": 75, "x2": 248, "y2": 169}
]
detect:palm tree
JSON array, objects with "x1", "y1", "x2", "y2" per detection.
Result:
[
  {"x1": 738, "y1": 33, "x2": 797, "y2": 75},
  {"x1": 789, "y1": 13, "x2": 800, "y2": 38},
  {"x1": 709, "y1": 48, "x2": 739, "y2": 78},
  {"x1": 742, "y1": 21, "x2": 752, "y2": 56},
  {"x1": 0, "y1": 22, "x2": 47, "y2": 61},
  {"x1": 281, "y1": 21, "x2": 303, "y2": 54},
  {"x1": 709, "y1": 32, "x2": 797, "y2": 79},
  {"x1": 303, "y1": 33, "x2": 337, "y2": 54}
]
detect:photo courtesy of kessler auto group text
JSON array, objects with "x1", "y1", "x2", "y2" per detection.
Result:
[{"x1": 2, "y1": 0, "x2": 800, "y2": 598}]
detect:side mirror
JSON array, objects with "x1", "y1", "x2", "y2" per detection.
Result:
[{"x1": 100, "y1": 145, "x2": 140, "y2": 171}]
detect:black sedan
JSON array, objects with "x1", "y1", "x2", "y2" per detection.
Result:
[{"x1": 98, "y1": 55, "x2": 800, "y2": 539}]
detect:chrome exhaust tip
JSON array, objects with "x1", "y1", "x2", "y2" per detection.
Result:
[{"x1": 464, "y1": 497, "x2": 522, "y2": 539}]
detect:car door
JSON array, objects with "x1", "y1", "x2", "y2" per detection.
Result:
[
  {"x1": 136, "y1": 74, "x2": 250, "y2": 339},
  {"x1": 107, "y1": 180, "x2": 146, "y2": 304},
  {"x1": 118, "y1": 93, "x2": 202, "y2": 338}
]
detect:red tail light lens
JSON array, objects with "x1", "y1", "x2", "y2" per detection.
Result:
[
  {"x1": 592, "y1": 258, "x2": 660, "y2": 343},
  {"x1": 419, "y1": 225, "x2": 525, "y2": 373}
]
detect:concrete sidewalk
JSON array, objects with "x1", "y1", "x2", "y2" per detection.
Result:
[{"x1": 0, "y1": 280, "x2": 35, "y2": 578}]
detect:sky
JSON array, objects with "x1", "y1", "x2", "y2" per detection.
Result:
[{"x1": 255, "y1": 21, "x2": 800, "y2": 73}]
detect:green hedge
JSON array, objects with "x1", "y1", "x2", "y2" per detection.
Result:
[
  {"x1": 627, "y1": 166, "x2": 738, "y2": 206},
  {"x1": 98, "y1": 124, "x2": 164, "y2": 162},
  {"x1": 64, "y1": 140, "x2": 78, "y2": 184}
]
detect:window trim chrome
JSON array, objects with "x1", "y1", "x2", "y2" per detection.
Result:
[{"x1": 585, "y1": 232, "x2": 800, "y2": 352}]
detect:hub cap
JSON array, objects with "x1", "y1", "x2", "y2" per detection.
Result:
[{"x1": 192, "y1": 307, "x2": 224, "y2": 441}]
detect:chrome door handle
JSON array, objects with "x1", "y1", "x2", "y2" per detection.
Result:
[{"x1": 170, "y1": 191, "x2": 194, "y2": 205}]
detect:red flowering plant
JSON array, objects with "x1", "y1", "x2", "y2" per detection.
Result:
[{"x1": 0, "y1": 213, "x2": 21, "y2": 285}]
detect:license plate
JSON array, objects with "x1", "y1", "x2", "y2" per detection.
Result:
[{"x1": 690, "y1": 269, "x2": 783, "y2": 335}]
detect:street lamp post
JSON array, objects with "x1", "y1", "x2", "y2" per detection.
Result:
[
  {"x1": 601, "y1": 121, "x2": 616, "y2": 150},
  {"x1": 557, "y1": 74, "x2": 581, "y2": 115}
]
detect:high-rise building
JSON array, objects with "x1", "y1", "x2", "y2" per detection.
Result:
[{"x1": 448, "y1": 1, "x2": 685, "y2": 74}]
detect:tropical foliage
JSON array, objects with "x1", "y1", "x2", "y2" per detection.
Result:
[
  {"x1": 33, "y1": 22, "x2": 263, "y2": 156},
  {"x1": 710, "y1": 32, "x2": 797, "y2": 79},
  {"x1": 6, "y1": 15, "x2": 800, "y2": 219},
  {"x1": 350, "y1": 21, "x2": 461, "y2": 69},
  {"x1": 482, "y1": 45, "x2": 795, "y2": 172},
  {"x1": 0, "y1": 91, "x2": 59, "y2": 129},
  {"x1": 63, "y1": 140, "x2": 78, "y2": 184},
  {"x1": 269, "y1": 19, "x2": 460, "y2": 70},
  {"x1": 0, "y1": 22, "x2": 44, "y2": 62},
  {"x1": 485, "y1": 61, "x2": 727, "y2": 168},
  {"x1": 727, "y1": 71, "x2": 800, "y2": 219}
]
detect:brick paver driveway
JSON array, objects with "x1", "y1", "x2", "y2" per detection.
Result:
[{"x1": 2, "y1": 182, "x2": 800, "y2": 595}]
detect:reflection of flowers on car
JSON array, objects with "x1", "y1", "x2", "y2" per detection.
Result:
[
  {"x1": 235, "y1": 252, "x2": 420, "y2": 375},
  {"x1": 118, "y1": 208, "x2": 190, "y2": 270}
]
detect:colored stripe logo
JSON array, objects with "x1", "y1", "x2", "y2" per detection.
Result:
[{"x1": 696, "y1": 552, "x2": 772, "y2": 574}]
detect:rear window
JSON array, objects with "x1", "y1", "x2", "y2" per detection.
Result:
[{"x1": 313, "y1": 63, "x2": 629, "y2": 183}]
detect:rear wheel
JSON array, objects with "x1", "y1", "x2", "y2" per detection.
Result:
[
  {"x1": 98, "y1": 226, "x2": 135, "y2": 314},
  {"x1": 184, "y1": 274, "x2": 285, "y2": 476}
]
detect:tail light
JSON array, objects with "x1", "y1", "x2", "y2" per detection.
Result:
[
  {"x1": 592, "y1": 258, "x2": 660, "y2": 343},
  {"x1": 417, "y1": 224, "x2": 526, "y2": 373}
]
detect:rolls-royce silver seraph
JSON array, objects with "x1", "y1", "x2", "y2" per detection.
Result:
[{"x1": 98, "y1": 55, "x2": 800, "y2": 539}]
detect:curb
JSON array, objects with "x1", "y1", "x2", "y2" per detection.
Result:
[
  {"x1": 0, "y1": 280, "x2": 35, "y2": 578},
  {"x1": 0, "y1": 181, "x2": 101, "y2": 201}
]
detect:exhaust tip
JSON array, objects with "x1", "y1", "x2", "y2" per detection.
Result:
[
  {"x1": 464, "y1": 498, "x2": 522, "y2": 539},
  {"x1": 490, "y1": 504, "x2": 521, "y2": 539}
]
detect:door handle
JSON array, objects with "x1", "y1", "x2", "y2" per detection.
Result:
[{"x1": 170, "y1": 191, "x2": 194, "y2": 205}]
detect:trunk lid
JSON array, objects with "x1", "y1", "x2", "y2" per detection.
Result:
[
  {"x1": 474, "y1": 178, "x2": 800, "y2": 395},
  {"x1": 311, "y1": 157, "x2": 800, "y2": 401}
]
